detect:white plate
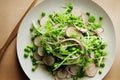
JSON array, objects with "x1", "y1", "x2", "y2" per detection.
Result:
[{"x1": 17, "y1": 0, "x2": 116, "y2": 80}]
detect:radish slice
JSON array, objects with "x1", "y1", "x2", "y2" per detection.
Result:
[
  {"x1": 37, "y1": 46, "x2": 43, "y2": 56},
  {"x1": 66, "y1": 65, "x2": 80, "y2": 75},
  {"x1": 82, "y1": 13, "x2": 88, "y2": 25},
  {"x1": 74, "y1": 26, "x2": 88, "y2": 33},
  {"x1": 34, "y1": 36, "x2": 41, "y2": 46},
  {"x1": 56, "y1": 69, "x2": 68, "y2": 79},
  {"x1": 55, "y1": 76, "x2": 66, "y2": 80},
  {"x1": 85, "y1": 63, "x2": 97, "y2": 77},
  {"x1": 60, "y1": 38, "x2": 84, "y2": 51},
  {"x1": 40, "y1": 16, "x2": 48, "y2": 26},
  {"x1": 43, "y1": 55, "x2": 55, "y2": 66},
  {"x1": 90, "y1": 52, "x2": 94, "y2": 59},
  {"x1": 66, "y1": 27, "x2": 81, "y2": 38},
  {"x1": 54, "y1": 24, "x2": 61, "y2": 28},
  {"x1": 66, "y1": 73, "x2": 71, "y2": 78},
  {"x1": 96, "y1": 28, "x2": 104, "y2": 34},
  {"x1": 33, "y1": 52, "x2": 41, "y2": 61},
  {"x1": 71, "y1": 7, "x2": 82, "y2": 17}
]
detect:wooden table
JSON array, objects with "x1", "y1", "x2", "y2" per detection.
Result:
[{"x1": 0, "y1": 0, "x2": 120, "y2": 80}]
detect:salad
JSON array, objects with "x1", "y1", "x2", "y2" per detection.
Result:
[{"x1": 24, "y1": 4, "x2": 107, "y2": 80}]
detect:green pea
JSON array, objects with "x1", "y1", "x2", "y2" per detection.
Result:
[
  {"x1": 88, "y1": 16, "x2": 96, "y2": 23},
  {"x1": 24, "y1": 52, "x2": 29, "y2": 58},
  {"x1": 73, "y1": 77, "x2": 78, "y2": 80},
  {"x1": 86, "y1": 12, "x2": 90, "y2": 16},
  {"x1": 32, "y1": 66, "x2": 36, "y2": 71},
  {"x1": 95, "y1": 52, "x2": 101, "y2": 58},
  {"x1": 35, "y1": 61, "x2": 39, "y2": 65},
  {"x1": 100, "y1": 62, "x2": 105, "y2": 67},
  {"x1": 54, "y1": 63, "x2": 59, "y2": 68},
  {"x1": 95, "y1": 42, "x2": 100, "y2": 46},
  {"x1": 99, "y1": 70, "x2": 102, "y2": 75},
  {"x1": 30, "y1": 26, "x2": 34, "y2": 32},
  {"x1": 80, "y1": 51, "x2": 84, "y2": 54},
  {"x1": 49, "y1": 14, "x2": 53, "y2": 18},
  {"x1": 31, "y1": 34, "x2": 36, "y2": 41},
  {"x1": 100, "y1": 43, "x2": 106, "y2": 49},
  {"x1": 99, "y1": 16, "x2": 103, "y2": 21},
  {"x1": 37, "y1": 19, "x2": 40, "y2": 24},
  {"x1": 95, "y1": 62, "x2": 99, "y2": 67},
  {"x1": 94, "y1": 23, "x2": 101, "y2": 28},
  {"x1": 71, "y1": 47, "x2": 76, "y2": 51},
  {"x1": 102, "y1": 51, "x2": 107, "y2": 56},
  {"x1": 24, "y1": 47, "x2": 31, "y2": 52},
  {"x1": 41, "y1": 12, "x2": 46, "y2": 17},
  {"x1": 30, "y1": 53, "x2": 34, "y2": 59},
  {"x1": 32, "y1": 46, "x2": 37, "y2": 52},
  {"x1": 68, "y1": 4, "x2": 73, "y2": 10},
  {"x1": 88, "y1": 58, "x2": 93, "y2": 63}
]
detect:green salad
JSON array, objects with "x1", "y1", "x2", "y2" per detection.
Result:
[{"x1": 24, "y1": 4, "x2": 107, "y2": 80}]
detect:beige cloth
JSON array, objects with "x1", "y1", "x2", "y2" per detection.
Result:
[{"x1": 0, "y1": 0, "x2": 120, "y2": 80}]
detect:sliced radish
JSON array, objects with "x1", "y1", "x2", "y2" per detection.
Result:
[
  {"x1": 33, "y1": 52, "x2": 41, "y2": 61},
  {"x1": 71, "y1": 7, "x2": 82, "y2": 17},
  {"x1": 54, "y1": 24, "x2": 61, "y2": 28},
  {"x1": 56, "y1": 69, "x2": 68, "y2": 79},
  {"x1": 66, "y1": 73, "x2": 71, "y2": 79},
  {"x1": 90, "y1": 52, "x2": 95, "y2": 59},
  {"x1": 37, "y1": 46, "x2": 43, "y2": 56},
  {"x1": 66, "y1": 26, "x2": 81, "y2": 38},
  {"x1": 34, "y1": 36, "x2": 41, "y2": 46},
  {"x1": 82, "y1": 13, "x2": 88, "y2": 25},
  {"x1": 96, "y1": 28, "x2": 104, "y2": 34},
  {"x1": 74, "y1": 26, "x2": 88, "y2": 33},
  {"x1": 85, "y1": 63, "x2": 97, "y2": 77},
  {"x1": 55, "y1": 76, "x2": 66, "y2": 80},
  {"x1": 66, "y1": 65, "x2": 80, "y2": 76},
  {"x1": 40, "y1": 16, "x2": 48, "y2": 26},
  {"x1": 43, "y1": 55, "x2": 55, "y2": 66}
]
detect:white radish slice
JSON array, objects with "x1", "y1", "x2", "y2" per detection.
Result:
[
  {"x1": 33, "y1": 52, "x2": 41, "y2": 61},
  {"x1": 66, "y1": 27, "x2": 81, "y2": 38},
  {"x1": 85, "y1": 63, "x2": 97, "y2": 77},
  {"x1": 54, "y1": 24, "x2": 61, "y2": 28},
  {"x1": 82, "y1": 13, "x2": 88, "y2": 25},
  {"x1": 66, "y1": 65, "x2": 80, "y2": 76},
  {"x1": 66, "y1": 73, "x2": 71, "y2": 79},
  {"x1": 90, "y1": 52, "x2": 95, "y2": 59},
  {"x1": 40, "y1": 16, "x2": 48, "y2": 26},
  {"x1": 96, "y1": 28, "x2": 104, "y2": 34},
  {"x1": 37, "y1": 46, "x2": 43, "y2": 56},
  {"x1": 57, "y1": 69, "x2": 68, "y2": 79},
  {"x1": 74, "y1": 26, "x2": 88, "y2": 33},
  {"x1": 54, "y1": 76, "x2": 66, "y2": 80},
  {"x1": 71, "y1": 7, "x2": 82, "y2": 17},
  {"x1": 43, "y1": 55, "x2": 55, "y2": 66},
  {"x1": 34, "y1": 36, "x2": 41, "y2": 46}
]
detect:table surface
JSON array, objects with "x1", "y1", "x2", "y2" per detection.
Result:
[{"x1": 0, "y1": 0, "x2": 120, "y2": 80}]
